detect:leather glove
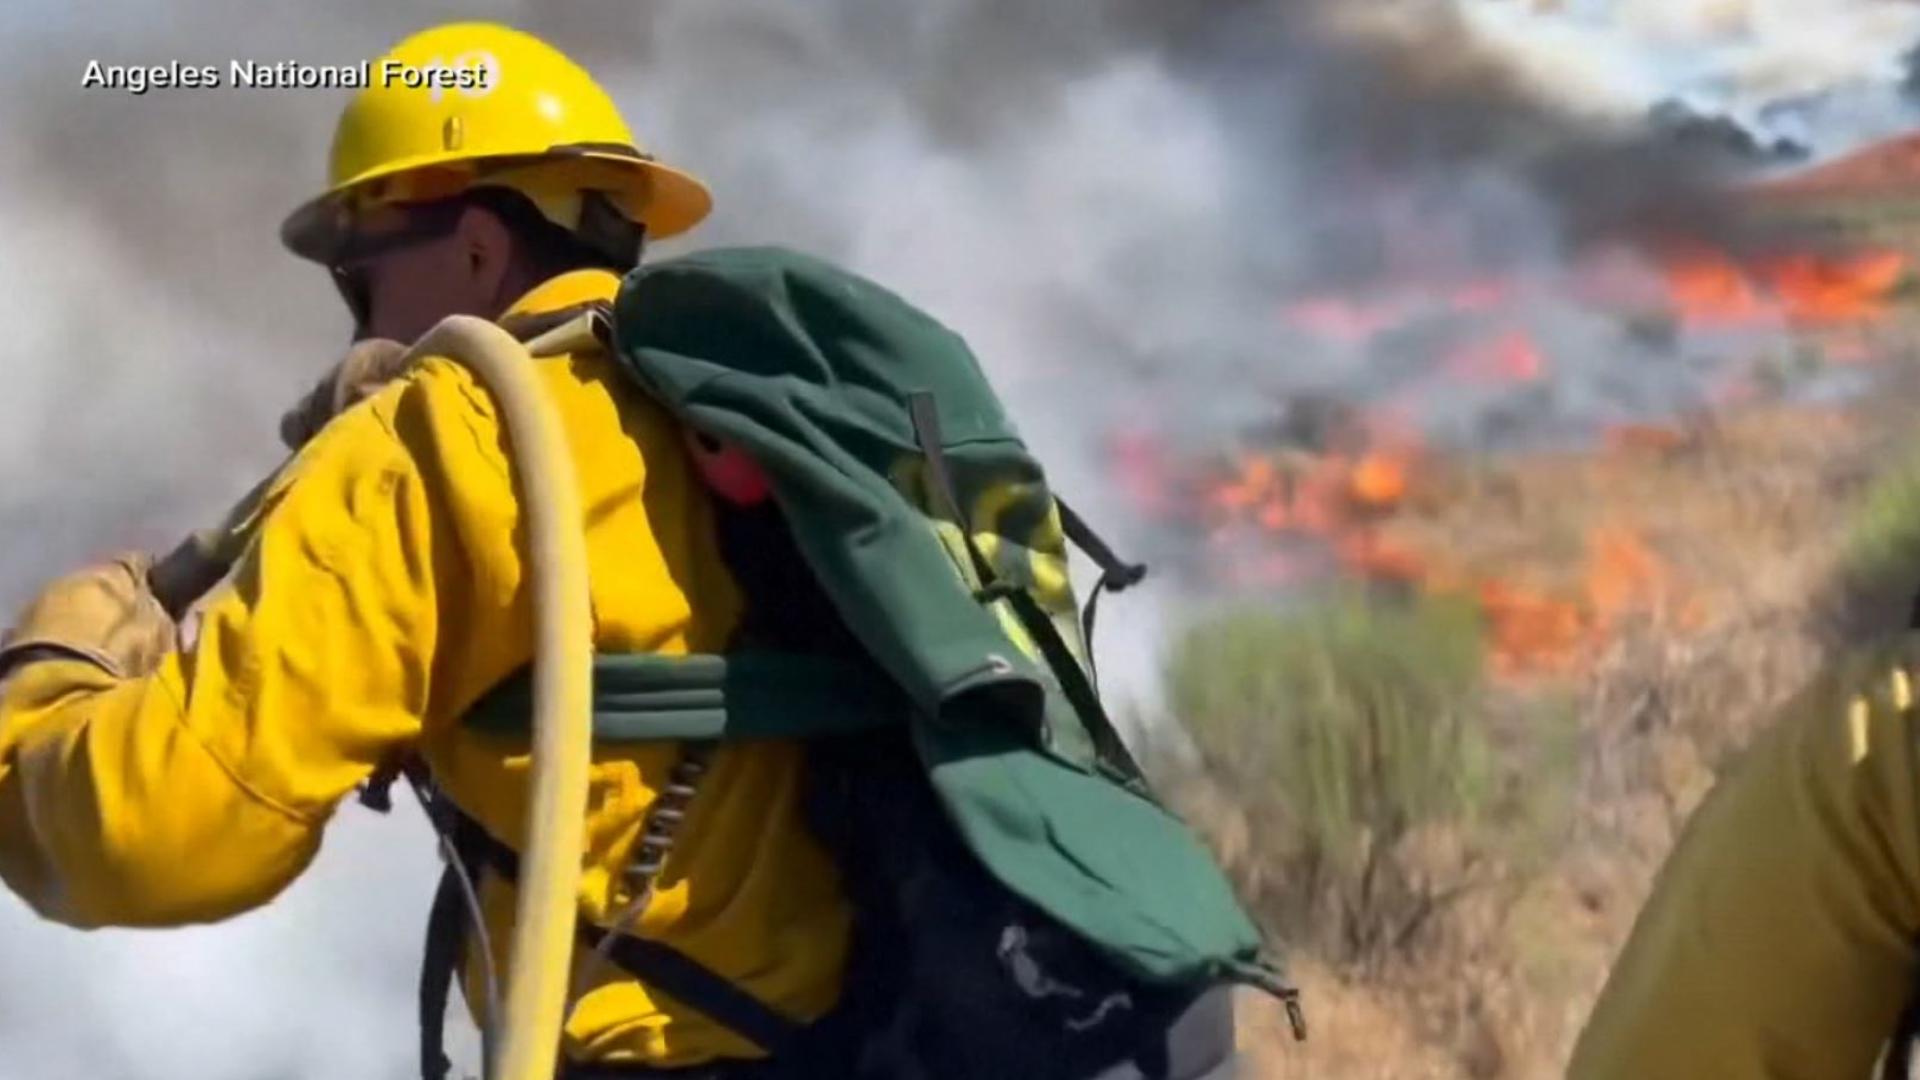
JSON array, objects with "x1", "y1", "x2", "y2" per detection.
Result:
[
  {"x1": 278, "y1": 337, "x2": 410, "y2": 450},
  {"x1": 147, "y1": 531, "x2": 236, "y2": 620},
  {"x1": 0, "y1": 553, "x2": 176, "y2": 679}
]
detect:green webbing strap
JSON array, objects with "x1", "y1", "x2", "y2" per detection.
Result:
[
  {"x1": 464, "y1": 650, "x2": 903, "y2": 742},
  {"x1": 905, "y1": 392, "x2": 1148, "y2": 791}
]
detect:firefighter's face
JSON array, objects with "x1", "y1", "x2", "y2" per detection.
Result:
[{"x1": 333, "y1": 202, "x2": 515, "y2": 343}]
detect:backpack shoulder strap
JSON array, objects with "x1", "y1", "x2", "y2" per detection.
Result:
[{"x1": 413, "y1": 766, "x2": 808, "y2": 1075}]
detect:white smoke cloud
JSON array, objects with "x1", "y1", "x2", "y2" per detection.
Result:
[
  {"x1": 0, "y1": 1, "x2": 1914, "y2": 1076},
  {"x1": 1441, "y1": 0, "x2": 1920, "y2": 154}
]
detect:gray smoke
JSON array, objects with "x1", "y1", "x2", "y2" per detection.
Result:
[{"x1": 0, "y1": 1, "x2": 1911, "y2": 1075}]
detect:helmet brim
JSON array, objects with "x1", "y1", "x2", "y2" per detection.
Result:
[{"x1": 280, "y1": 149, "x2": 713, "y2": 265}]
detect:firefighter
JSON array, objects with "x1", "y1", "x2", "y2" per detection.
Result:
[
  {"x1": 0, "y1": 21, "x2": 854, "y2": 1077},
  {"x1": 1569, "y1": 637, "x2": 1920, "y2": 1079},
  {"x1": 0, "y1": 18, "x2": 1263, "y2": 1079}
]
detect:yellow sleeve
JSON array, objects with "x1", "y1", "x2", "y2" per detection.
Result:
[
  {"x1": 1569, "y1": 641, "x2": 1920, "y2": 1079},
  {"x1": 0, "y1": 400, "x2": 444, "y2": 929}
]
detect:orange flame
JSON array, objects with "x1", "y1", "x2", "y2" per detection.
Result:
[
  {"x1": 1349, "y1": 451, "x2": 1411, "y2": 508},
  {"x1": 1665, "y1": 248, "x2": 1764, "y2": 326},
  {"x1": 1477, "y1": 580, "x2": 1587, "y2": 678},
  {"x1": 1469, "y1": 526, "x2": 1678, "y2": 678},
  {"x1": 1663, "y1": 244, "x2": 1906, "y2": 329},
  {"x1": 1208, "y1": 456, "x2": 1279, "y2": 515},
  {"x1": 1443, "y1": 329, "x2": 1547, "y2": 383},
  {"x1": 1764, "y1": 249, "x2": 1908, "y2": 325},
  {"x1": 1585, "y1": 525, "x2": 1666, "y2": 620},
  {"x1": 1180, "y1": 431, "x2": 1695, "y2": 679}
]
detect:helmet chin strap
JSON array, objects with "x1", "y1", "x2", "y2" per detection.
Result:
[{"x1": 576, "y1": 190, "x2": 647, "y2": 269}]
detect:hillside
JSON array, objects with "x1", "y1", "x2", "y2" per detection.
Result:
[
  {"x1": 1189, "y1": 381, "x2": 1920, "y2": 1076},
  {"x1": 1143, "y1": 147, "x2": 1920, "y2": 1077}
]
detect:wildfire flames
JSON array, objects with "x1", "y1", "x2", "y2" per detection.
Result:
[
  {"x1": 1130, "y1": 232, "x2": 1908, "y2": 679},
  {"x1": 1473, "y1": 526, "x2": 1690, "y2": 679},
  {"x1": 1168, "y1": 433, "x2": 1690, "y2": 678},
  {"x1": 1662, "y1": 245, "x2": 1909, "y2": 328},
  {"x1": 1285, "y1": 245, "x2": 1909, "y2": 359}
]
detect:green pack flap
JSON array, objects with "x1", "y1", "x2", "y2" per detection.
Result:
[
  {"x1": 925, "y1": 701, "x2": 1279, "y2": 988},
  {"x1": 608, "y1": 247, "x2": 1053, "y2": 730},
  {"x1": 467, "y1": 651, "x2": 904, "y2": 743}
]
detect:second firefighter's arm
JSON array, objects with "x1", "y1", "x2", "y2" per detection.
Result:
[
  {"x1": 0, "y1": 397, "x2": 448, "y2": 928},
  {"x1": 1569, "y1": 643, "x2": 1920, "y2": 1079}
]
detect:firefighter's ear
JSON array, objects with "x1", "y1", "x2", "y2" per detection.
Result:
[{"x1": 454, "y1": 202, "x2": 515, "y2": 307}]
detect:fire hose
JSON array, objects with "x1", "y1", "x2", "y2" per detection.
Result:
[{"x1": 149, "y1": 314, "x2": 598, "y2": 1080}]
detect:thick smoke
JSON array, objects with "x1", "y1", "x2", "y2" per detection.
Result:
[
  {"x1": 1436, "y1": 0, "x2": 1920, "y2": 157},
  {"x1": 0, "y1": 1, "x2": 1914, "y2": 1076}
]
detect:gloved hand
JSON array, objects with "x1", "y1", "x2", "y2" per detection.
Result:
[
  {"x1": 278, "y1": 337, "x2": 410, "y2": 450},
  {"x1": 147, "y1": 530, "x2": 235, "y2": 620},
  {"x1": 0, "y1": 553, "x2": 176, "y2": 679}
]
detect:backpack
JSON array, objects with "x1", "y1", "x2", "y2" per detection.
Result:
[{"x1": 409, "y1": 247, "x2": 1301, "y2": 1079}]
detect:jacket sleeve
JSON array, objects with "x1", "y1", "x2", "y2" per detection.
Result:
[
  {"x1": 1569, "y1": 639, "x2": 1920, "y2": 1079},
  {"x1": 0, "y1": 398, "x2": 446, "y2": 928}
]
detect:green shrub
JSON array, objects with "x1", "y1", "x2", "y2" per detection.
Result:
[
  {"x1": 1832, "y1": 435, "x2": 1920, "y2": 638},
  {"x1": 1164, "y1": 591, "x2": 1511, "y2": 967}
]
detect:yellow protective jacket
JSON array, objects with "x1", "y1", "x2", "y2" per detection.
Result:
[
  {"x1": 0, "y1": 269, "x2": 851, "y2": 1067},
  {"x1": 1570, "y1": 637, "x2": 1920, "y2": 1078}
]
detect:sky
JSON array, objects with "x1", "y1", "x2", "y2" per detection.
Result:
[{"x1": 0, "y1": 1, "x2": 1917, "y2": 1075}]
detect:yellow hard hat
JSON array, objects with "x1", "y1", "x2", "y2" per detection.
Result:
[{"x1": 281, "y1": 22, "x2": 711, "y2": 264}]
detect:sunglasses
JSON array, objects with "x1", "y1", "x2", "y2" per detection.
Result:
[{"x1": 326, "y1": 199, "x2": 470, "y2": 332}]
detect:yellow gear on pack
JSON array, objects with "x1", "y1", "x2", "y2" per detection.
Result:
[{"x1": 280, "y1": 22, "x2": 712, "y2": 264}]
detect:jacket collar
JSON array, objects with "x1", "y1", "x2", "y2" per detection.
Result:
[{"x1": 502, "y1": 268, "x2": 622, "y2": 320}]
